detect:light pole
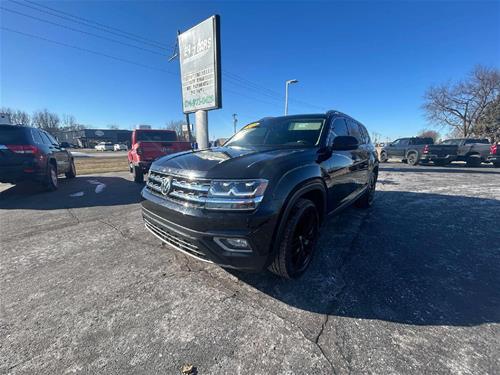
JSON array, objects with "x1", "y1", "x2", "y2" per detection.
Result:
[
  {"x1": 232, "y1": 113, "x2": 238, "y2": 134},
  {"x1": 284, "y1": 79, "x2": 298, "y2": 115}
]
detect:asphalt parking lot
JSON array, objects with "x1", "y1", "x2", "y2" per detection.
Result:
[{"x1": 1, "y1": 163, "x2": 499, "y2": 374}]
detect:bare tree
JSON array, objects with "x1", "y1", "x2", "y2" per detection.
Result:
[
  {"x1": 417, "y1": 129, "x2": 440, "y2": 142},
  {"x1": 32, "y1": 109, "x2": 60, "y2": 134},
  {"x1": 62, "y1": 114, "x2": 76, "y2": 128},
  {"x1": 423, "y1": 65, "x2": 500, "y2": 137},
  {"x1": 0, "y1": 107, "x2": 31, "y2": 125},
  {"x1": 165, "y1": 120, "x2": 186, "y2": 140},
  {"x1": 475, "y1": 96, "x2": 500, "y2": 141}
]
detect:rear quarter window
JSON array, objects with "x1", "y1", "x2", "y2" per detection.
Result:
[{"x1": 0, "y1": 126, "x2": 30, "y2": 144}]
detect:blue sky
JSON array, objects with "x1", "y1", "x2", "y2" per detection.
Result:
[{"x1": 1, "y1": 1, "x2": 499, "y2": 141}]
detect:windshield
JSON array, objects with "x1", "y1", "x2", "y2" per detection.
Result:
[
  {"x1": 225, "y1": 117, "x2": 325, "y2": 148},
  {"x1": 136, "y1": 131, "x2": 177, "y2": 142}
]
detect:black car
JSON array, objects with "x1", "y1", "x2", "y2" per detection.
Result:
[
  {"x1": 140, "y1": 111, "x2": 378, "y2": 278},
  {"x1": 0, "y1": 125, "x2": 76, "y2": 190},
  {"x1": 380, "y1": 137, "x2": 434, "y2": 165}
]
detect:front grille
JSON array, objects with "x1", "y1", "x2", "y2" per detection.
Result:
[
  {"x1": 146, "y1": 170, "x2": 211, "y2": 208},
  {"x1": 143, "y1": 216, "x2": 211, "y2": 262}
]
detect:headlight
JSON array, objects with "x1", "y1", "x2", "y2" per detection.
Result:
[{"x1": 206, "y1": 179, "x2": 268, "y2": 210}]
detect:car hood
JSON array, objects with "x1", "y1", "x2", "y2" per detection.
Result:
[{"x1": 150, "y1": 146, "x2": 317, "y2": 179}]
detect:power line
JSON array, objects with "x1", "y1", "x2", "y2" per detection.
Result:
[
  {"x1": 9, "y1": 0, "x2": 327, "y2": 111},
  {"x1": 7, "y1": 0, "x2": 173, "y2": 51},
  {"x1": 20, "y1": 0, "x2": 170, "y2": 50},
  {"x1": 1, "y1": 26, "x2": 176, "y2": 75},
  {"x1": 1, "y1": 7, "x2": 168, "y2": 57}
]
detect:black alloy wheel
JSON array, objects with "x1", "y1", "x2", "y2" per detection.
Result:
[{"x1": 269, "y1": 198, "x2": 319, "y2": 279}]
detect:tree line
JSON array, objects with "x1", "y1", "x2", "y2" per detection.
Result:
[
  {"x1": 0, "y1": 107, "x2": 84, "y2": 135},
  {"x1": 423, "y1": 65, "x2": 500, "y2": 141}
]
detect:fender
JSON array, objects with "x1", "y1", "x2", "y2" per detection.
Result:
[{"x1": 269, "y1": 167, "x2": 327, "y2": 259}]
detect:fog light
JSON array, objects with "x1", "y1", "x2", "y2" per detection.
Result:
[
  {"x1": 226, "y1": 238, "x2": 248, "y2": 248},
  {"x1": 214, "y1": 237, "x2": 251, "y2": 252}
]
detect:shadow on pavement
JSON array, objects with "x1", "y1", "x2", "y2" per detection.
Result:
[
  {"x1": 233, "y1": 191, "x2": 500, "y2": 327},
  {"x1": 0, "y1": 175, "x2": 144, "y2": 209},
  {"x1": 380, "y1": 165, "x2": 500, "y2": 175}
]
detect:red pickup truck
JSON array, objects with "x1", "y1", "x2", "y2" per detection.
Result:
[{"x1": 128, "y1": 129, "x2": 191, "y2": 182}]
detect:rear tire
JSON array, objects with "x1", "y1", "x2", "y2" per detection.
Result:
[
  {"x1": 65, "y1": 159, "x2": 76, "y2": 179},
  {"x1": 269, "y1": 198, "x2": 319, "y2": 279},
  {"x1": 493, "y1": 162, "x2": 500, "y2": 168},
  {"x1": 406, "y1": 152, "x2": 419, "y2": 166},
  {"x1": 466, "y1": 154, "x2": 481, "y2": 167},
  {"x1": 355, "y1": 170, "x2": 377, "y2": 208},
  {"x1": 45, "y1": 163, "x2": 58, "y2": 191},
  {"x1": 133, "y1": 165, "x2": 144, "y2": 183}
]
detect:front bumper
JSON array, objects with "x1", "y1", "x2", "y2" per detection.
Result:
[{"x1": 141, "y1": 187, "x2": 279, "y2": 271}]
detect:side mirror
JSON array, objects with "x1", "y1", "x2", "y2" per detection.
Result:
[{"x1": 331, "y1": 136, "x2": 359, "y2": 151}]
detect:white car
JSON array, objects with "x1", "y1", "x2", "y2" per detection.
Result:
[
  {"x1": 113, "y1": 143, "x2": 127, "y2": 151},
  {"x1": 95, "y1": 142, "x2": 113, "y2": 151}
]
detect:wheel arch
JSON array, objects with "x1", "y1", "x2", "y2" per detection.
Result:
[{"x1": 269, "y1": 178, "x2": 327, "y2": 260}]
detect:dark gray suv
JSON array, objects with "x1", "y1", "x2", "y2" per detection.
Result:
[{"x1": 0, "y1": 125, "x2": 76, "y2": 190}]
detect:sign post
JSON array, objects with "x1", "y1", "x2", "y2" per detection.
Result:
[{"x1": 178, "y1": 15, "x2": 221, "y2": 149}]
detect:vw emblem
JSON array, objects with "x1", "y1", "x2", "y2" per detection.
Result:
[{"x1": 160, "y1": 176, "x2": 172, "y2": 196}]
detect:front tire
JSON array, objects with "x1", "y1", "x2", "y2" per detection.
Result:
[
  {"x1": 133, "y1": 165, "x2": 144, "y2": 183},
  {"x1": 493, "y1": 162, "x2": 500, "y2": 168},
  {"x1": 269, "y1": 199, "x2": 319, "y2": 279},
  {"x1": 380, "y1": 151, "x2": 388, "y2": 163},
  {"x1": 65, "y1": 159, "x2": 76, "y2": 179}
]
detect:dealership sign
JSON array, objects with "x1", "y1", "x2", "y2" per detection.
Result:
[{"x1": 178, "y1": 15, "x2": 221, "y2": 113}]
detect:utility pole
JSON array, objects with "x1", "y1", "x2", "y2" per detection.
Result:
[
  {"x1": 232, "y1": 113, "x2": 238, "y2": 134},
  {"x1": 195, "y1": 110, "x2": 209, "y2": 149},
  {"x1": 284, "y1": 79, "x2": 298, "y2": 115}
]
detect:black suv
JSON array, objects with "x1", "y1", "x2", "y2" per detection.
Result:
[
  {"x1": 141, "y1": 112, "x2": 378, "y2": 278},
  {"x1": 380, "y1": 137, "x2": 434, "y2": 165},
  {"x1": 0, "y1": 124, "x2": 76, "y2": 190}
]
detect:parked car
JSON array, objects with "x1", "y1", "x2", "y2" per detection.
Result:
[
  {"x1": 128, "y1": 129, "x2": 192, "y2": 183},
  {"x1": 140, "y1": 111, "x2": 378, "y2": 279},
  {"x1": 486, "y1": 143, "x2": 500, "y2": 167},
  {"x1": 0, "y1": 124, "x2": 76, "y2": 190},
  {"x1": 420, "y1": 138, "x2": 491, "y2": 166},
  {"x1": 95, "y1": 142, "x2": 113, "y2": 151},
  {"x1": 113, "y1": 143, "x2": 127, "y2": 151},
  {"x1": 379, "y1": 137, "x2": 434, "y2": 165}
]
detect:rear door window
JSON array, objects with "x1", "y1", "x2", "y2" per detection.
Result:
[
  {"x1": 31, "y1": 129, "x2": 43, "y2": 144},
  {"x1": 358, "y1": 123, "x2": 369, "y2": 144},
  {"x1": 0, "y1": 126, "x2": 29, "y2": 144}
]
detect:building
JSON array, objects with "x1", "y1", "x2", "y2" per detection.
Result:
[{"x1": 56, "y1": 129, "x2": 132, "y2": 148}]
